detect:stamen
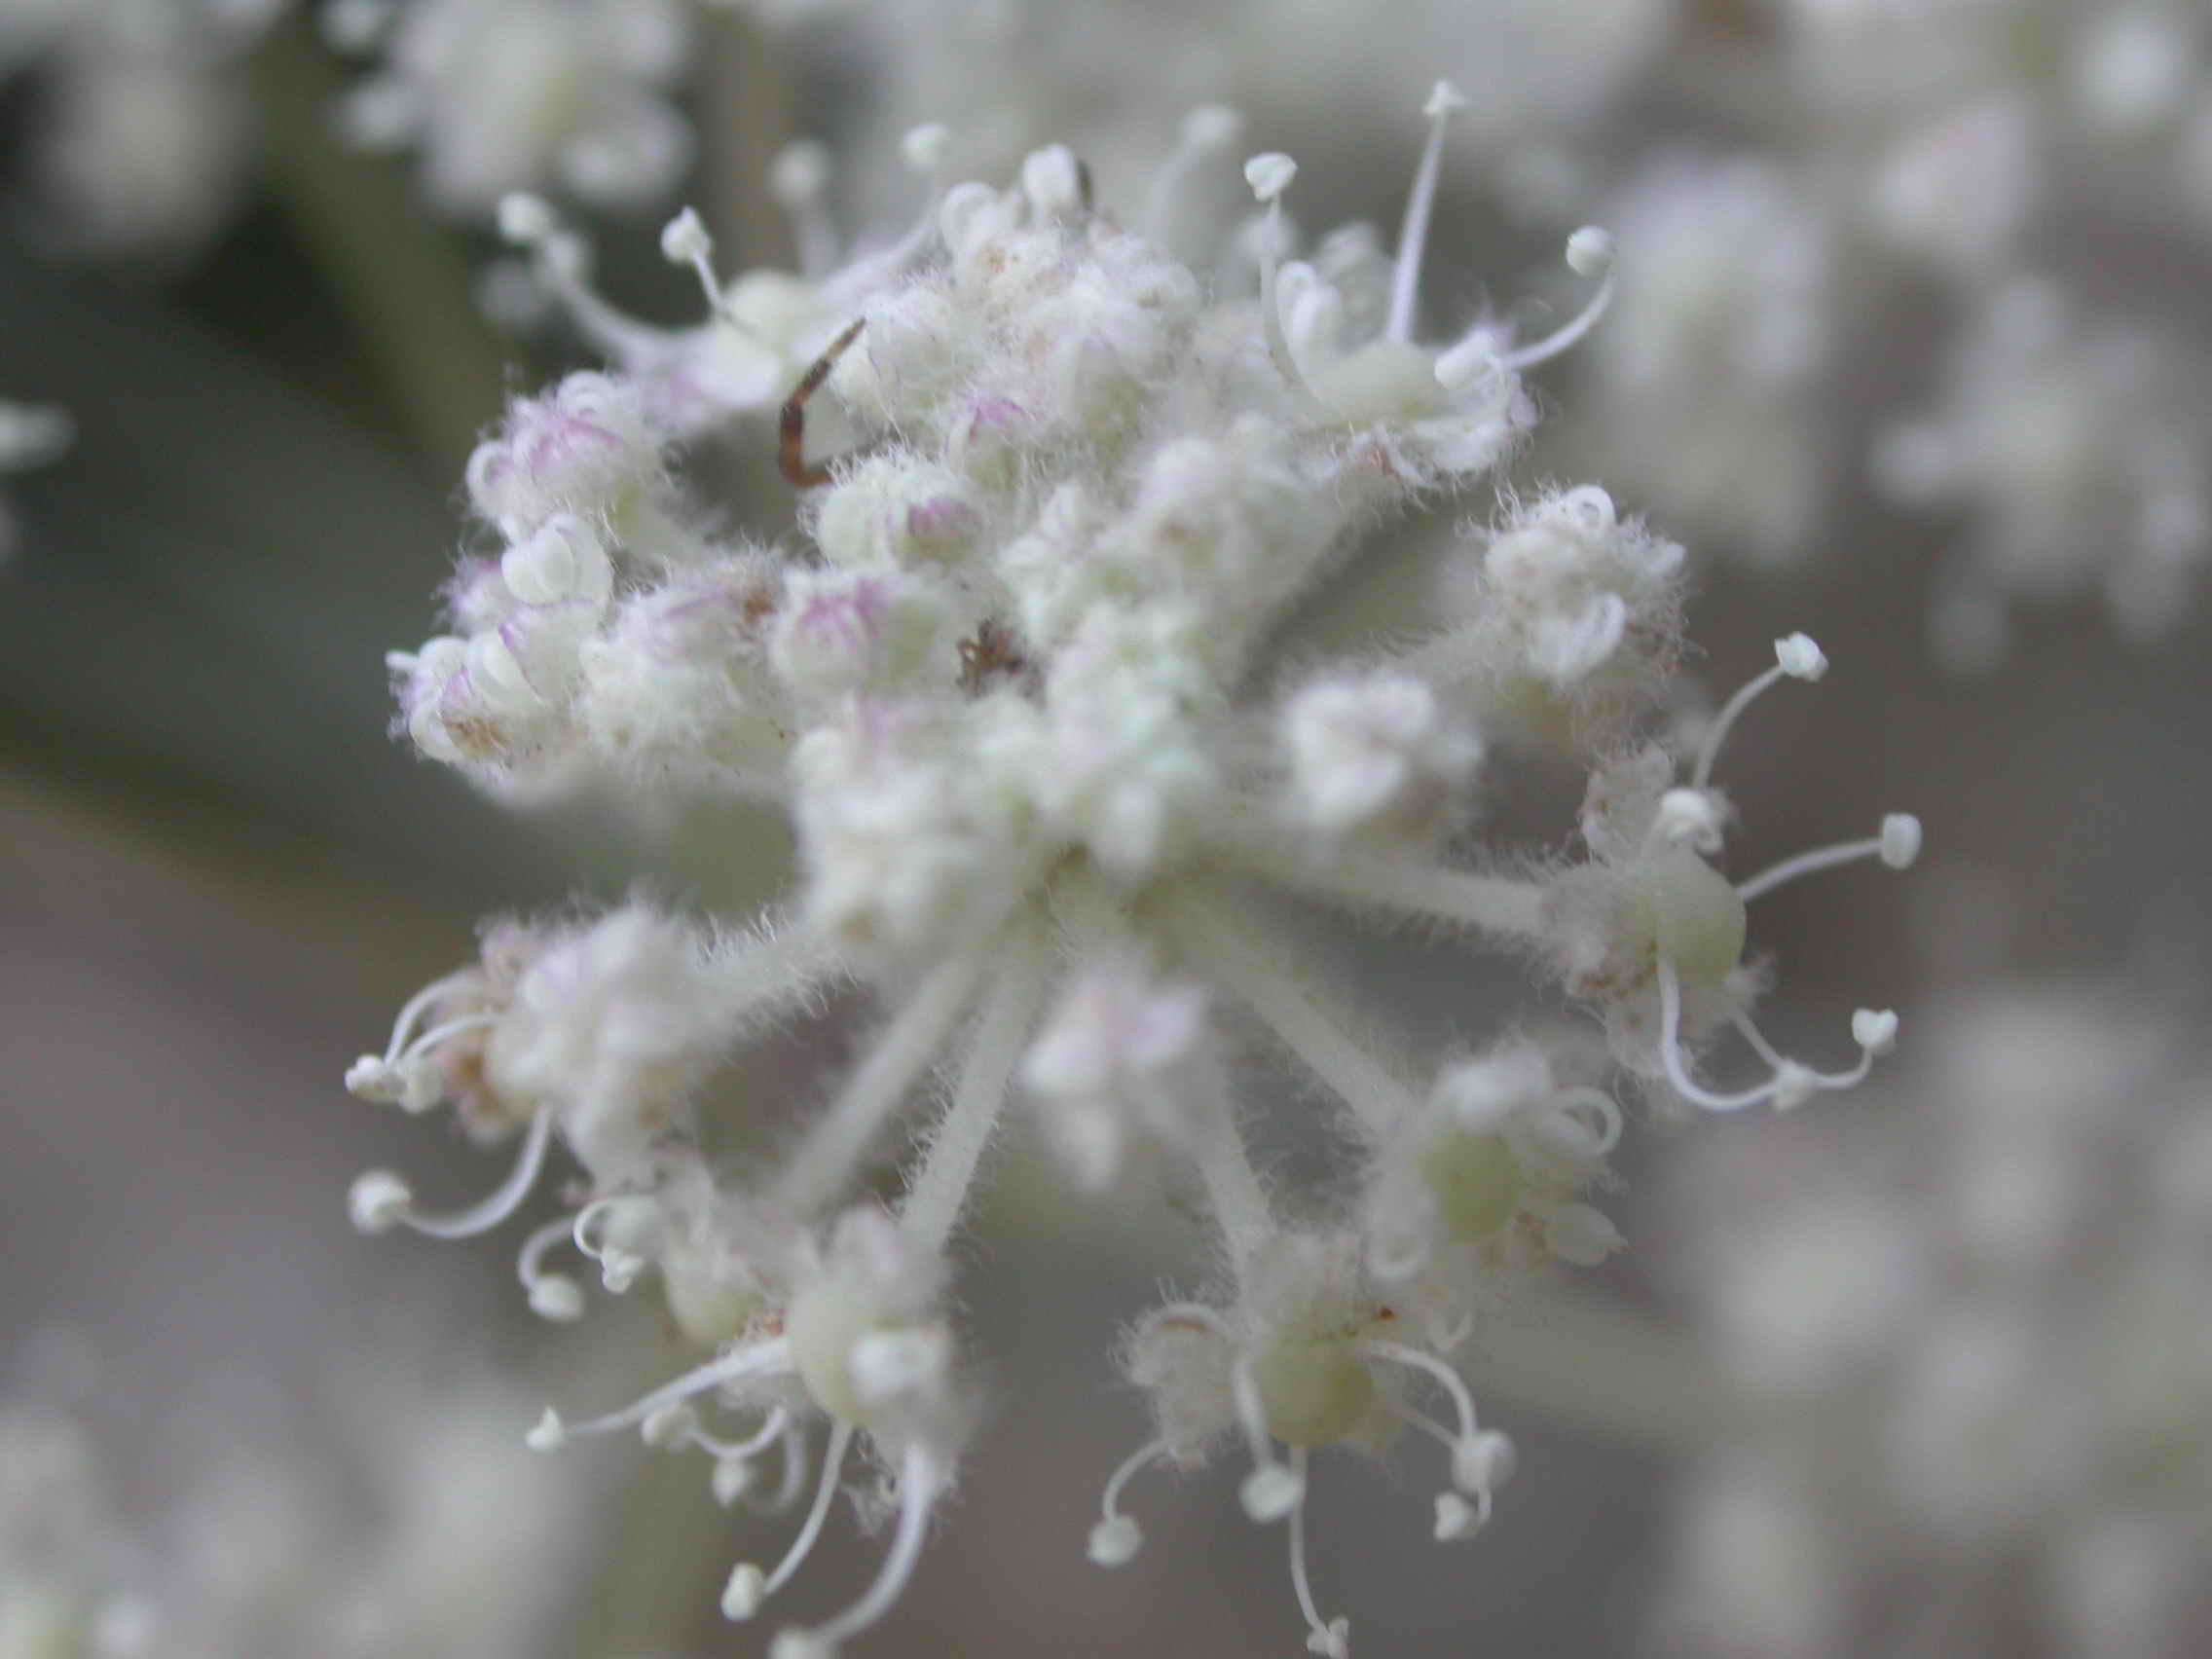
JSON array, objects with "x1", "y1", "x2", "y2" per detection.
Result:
[
  {"x1": 1692, "y1": 633, "x2": 1828, "y2": 790},
  {"x1": 1548, "y1": 1086, "x2": 1625, "y2": 1156},
  {"x1": 1735, "y1": 814, "x2": 1924, "y2": 902},
  {"x1": 1089, "y1": 1435, "x2": 1173, "y2": 1567},
  {"x1": 1434, "y1": 1490, "x2": 1488, "y2": 1540},
  {"x1": 394, "y1": 1010, "x2": 498, "y2": 1067},
  {"x1": 1385, "y1": 82, "x2": 1467, "y2": 344},
  {"x1": 769, "y1": 1414, "x2": 811, "y2": 1511},
  {"x1": 571, "y1": 1194, "x2": 660, "y2": 1293},
  {"x1": 1358, "y1": 1340, "x2": 1478, "y2": 1444},
  {"x1": 724, "y1": 1420, "x2": 856, "y2": 1619},
  {"x1": 1143, "y1": 105, "x2": 1245, "y2": 240},
  {"x1": 660, "y1": 207, "x2": 727, "y2": 315},
  {"x1": 775, "y1": 1445, "x2": 942, "y2": 1655},
  {"x1": 500, "y1": 194, "x2": 692, "y2": 366},
  {"x1": 1244, "y1": 154, "x2": 1327, "y2": 415},
  {"x1": 518, "y1": 1215, "x2": 586, "y2": 1321},
  {"x1": 1658, "y1": 961, "x2": 1894, "y2": 1113},
  {"x1": 347, "y1": 1106, "x2": 556, "y2": 1241},
  {"x1": 821, "y1": 126, "x2": 952, "y2": 308},
  {"x1": 349, "y1": 969, "x2": 487, "y2": 1104},
  {"x1": 1656, "y1": 959, "x2": 1782, "y2": 1114},
  {"x1": 770, "y1": 140, "x2": 840, "y2": 281},
  {"x1": 1496, "y1": 226, "x2": 1618, "y2": 371},
  {"x1": 383, "y1": 968, "x2": 483, "y2": 1063},
  {"x1": 690, "y1": 1405, "x2": 791, "y2": 1466},
  {"x1": 531, "y1": 1337, "x2": 793, "y2": 1451},
  {"x1": 1233, "y1": 1355, "x2": 1305, "y2": 1521},
  {"x1": 1286, "y1": 1451, "x2": 1349, "y2": 1658}
]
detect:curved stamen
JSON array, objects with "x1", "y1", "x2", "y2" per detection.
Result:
[
  {"x1": 1497, "y1": 227, "x2": 1618, "y2": 371},
  {"x1": 1726, "y1": 1008, "x2": 1791, "y2": 1073},
  {"x1": 1143, "y1": 105, "x2": 1244, "y2": 240},
  {"x1": 1660, "y1": 962, "x2": 1889, "y2": 1113},
  {"x1": 724, "y1": 1419, "x2": 856, "y2": 1620},
  {"x1": 769, "y1": 1414, "x2": 811, "y2": 1512},
  {"x1": 781, "y1": 1445, "x2": 942, "y2": 1652},
  {"x1": 687, "y1": 1404, "x2": 791, "y2": 1464},
  {"x1": 518, "y1": 1214, "x2": 585, "y2": 1321},
  {"x1": 532, "y1": 1337, "x2": 793, "y2": 1451},
  {"x1": 395, "y1": 1010, "x2": 498, "y2": 1066},
  {"x1": 350, "y1": 1106, "x2": 557, "y2": 1242},
  {"x1": 1090, "y1": 1434, "x2": 1174, "y2": 1567},
  {"x1": 1550, "y1": 1086, "x2": 1625, "y2": 1156},
  {"x1": 1388, "y1": 1399, "x2": 1462, "y2": 1453},
  {"x1": 1693, "y1": 633, "x2": 1828, "y2": 790},
  {"x1": 500, "y1": 195, "x2": 698, "y2": 366},
  {"x1": 1736, "y1": 814, "x2": 1923, "y2": 902},
  {"x1": 1657, "y1": 959, "x2": 1785, "y2": 1113},
  {"x1": 383, "y1": 968, "x2": 482, "y2": 1061},
  {"x1": 822, "y1": 126, "x2": 951, "y2": 309},
  {"x1": 1244, "y1": 154, "x2": 1327, "y2": 415},
  {"x1": 1358, "y1": 1339, "x2": 1478, "y2": 1444},
  {"x1": 1385, "y1": 82, "x2": 1467, "y2": 344},
  {"x1": 571, "y1": 1194, "x2": 659, "y2": 1293}
]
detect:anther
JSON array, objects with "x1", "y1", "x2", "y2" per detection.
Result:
[{"x1": 1497, "y1": 226, "x2": 1619, "y2": 371}]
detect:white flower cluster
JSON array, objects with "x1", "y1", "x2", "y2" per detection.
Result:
[
  {"x1": 1656, "y1": 986, "x2": 2212, "y2": 1658},
  {"x1": 328, "y1": 0, "x2": 695, "y2": 215},
  {"x1": 349, "y1": 88, "x2": 1919, "y2": 1655},
  {"x1": 1, "y1": 0, "x2": 272, "y2": 265},
  {"x1": 1438, "y1": 0, "x2": 2212, "y2": 657},
  {"x1": 0, "y1": 1344, "x2": 594, "y2": 1659},
  {"x1": 1874, "y1": 278, "x2": 2212, "y2": 669}
]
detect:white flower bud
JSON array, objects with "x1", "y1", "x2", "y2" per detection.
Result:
[
  {"x1": 1021, "y1": 144, "x2": 1084, "y2": 218},
  {"x1": 712, "y1": 1456, "x2": 755, "y2": 1507},
  {"x1": 1774, "y1": 632, "x2": 1828, "y2": 681},
  {"x1": 770, "y1": 140, "x2": 830, "y2": 204},
  {"x1": 1880, "y1": 814, "x2": 1924, "y2": 868},
  {"x1": 1852, "y1": 1009, "x2": 1900, "y2": 1054},
  {"x1": 721, "y1": 1563, "x2": 766, "y2": 1621},
  {"x1": 1088, "y1": 1515, "x2": 1144, "y2": 1567},
  {"x1": 527, "y1": 1273, "x2": 586, "y2": 1322},
  {"x1": 347, "y1": 1170, "x2": 411, "y2": 1234},
  {"x1": 1540, "y1": 1202, "x2": 1625, "y2": 1266},
  {"x1": 1565, "y1": 226, "x2": 1614, "y2": 277},
  {"x1": 1423, "y1": 81, "x2": 1470, "y2": 119},
  {"x1": 1180, "y1": 105, "x2": 1244, "y2": 150},
  {"x1": 659, "y1": 206, "x2": 712, "y2": 267},
  {"x1": 1244, "y1": 153, "x2": 1297, "y2": 203},
  {"x1": 1452, "y1": 1428, "x2": 1517, "y2": 1494},
  {"x1": 1433, "y1": 1492, "x2": 1484, "y2": 1540},
  {"x1": 497, "y1": 193, "x2": 556, "y2": 246},
  {"x1": 903, "y1": 124, "x2": 951, "y2": 171},
  {"x1": 1240, "y1": 1463, "x2": 1307, "y2": 1522}
]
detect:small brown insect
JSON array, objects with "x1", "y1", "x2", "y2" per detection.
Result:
[
  {"x1": 957, "y1": 619, "x2": 1030, "y2": 694},
  {"x1": 779, "y1": 316, "x2": 867, "y2": 489}
]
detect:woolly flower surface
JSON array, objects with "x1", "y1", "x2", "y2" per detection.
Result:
[{"x1": 350, "y1": 89, "x2": 1918, "y2": 1656}]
